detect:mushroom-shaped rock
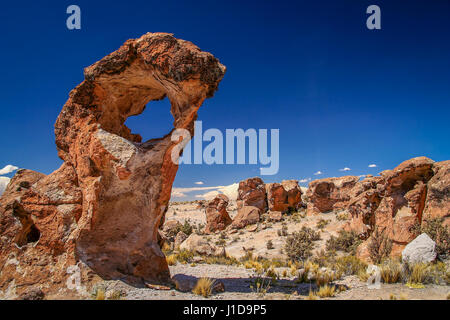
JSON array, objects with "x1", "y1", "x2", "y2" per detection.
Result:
[
  {"x1": 0, "y1": 32, "x2": 225, "y2": 295},
  {"x1": 205, "y1": 194, "x2": 232, "y2": 234}
]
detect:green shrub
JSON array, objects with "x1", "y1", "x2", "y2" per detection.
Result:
[
  {"x1": 420, "y1": 218, "x2": 449, "y2": 257},
  {"x1": 284, "y1": 227, "x2": 320, "y2": 262},
  {"x1": 326, "y1": 230, "x2": 362, "y2": 255},
  {"x1": 368, "y1": 228, "x2": 392, "y2": 264}
]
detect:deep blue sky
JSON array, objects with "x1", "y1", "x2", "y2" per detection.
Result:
[{"x1": 0, "y1": 0, "x2": 449, "y2": 199}]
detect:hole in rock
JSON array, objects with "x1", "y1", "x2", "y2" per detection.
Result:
[
  {"x1": 16, "y1": 222, "x2": 40, "y2": 247},
  {"x1": 124, "y1": 97, "x2": 174, "y2": 143}
]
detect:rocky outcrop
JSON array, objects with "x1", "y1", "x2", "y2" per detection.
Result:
[
  {"x1": 205, "y1": 194, "x2": 232, "y2": 234},
  {"x1": 236, "y1": 177, "x2": 267, "y2": 212},
  {"x1": 0, "y1": 32, "x2": 225, "y2": 297},
  {"x1": 231, "y1": 206, "x2": 261, "y2": 229},
  {"x1": 423, "y1": 160, "x2": 450, "y2": 227},
  {"x1": 342, "y1": 157, "x2": 446, "y2": 261},
  {"x1": 306, "y1": 176, "x2": 360, "y2": 214},
  {"x1": 266, "y1": 180, "x2": 303, "y2": 213}
]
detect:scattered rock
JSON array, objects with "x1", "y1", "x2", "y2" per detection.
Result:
[
  {"x1": 268, "y1": 211, "x2": 283, "y2": 222},
  {"x1": 179, "y1": 234, "x2": 217, "y2": 256},
  {"x1": 402, "y1": 233, "x2": 437, "y2": 264},
  {"x1": 174, "y1": 231, "x2": 188, "y2": 249},
  {"x1": 231, "y1": 206, "x2": 261, "y2": 229},
  {"x1": 236, "y1": 177, "x2": 267, "y2": 211},
  {"x1": 172, "y1": 274, "x2": 198, "y2": 292},
  {"x1": 18, "y1": 288, "x2": 45, "y2": 300},
  {"x1": 205, "y1": 194, "x2": 232, "y2": 234}
]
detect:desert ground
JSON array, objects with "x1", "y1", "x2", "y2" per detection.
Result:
[{"x1": 70, "y1": 200, "x2": 449, "y2": 301}]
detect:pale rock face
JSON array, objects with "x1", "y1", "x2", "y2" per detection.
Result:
[
  {"x1": 402, "y1": 233, "x2": 437, "y2": 264},
  {"x1": 179, "y1": 234, "x2": 217, "y2": 256},
  {"x1": 0, "y1": 32, "x2": 225, "y2": 296},
  {"x1": 231, "y1": 206, "x2": 261, "y2": 229}
]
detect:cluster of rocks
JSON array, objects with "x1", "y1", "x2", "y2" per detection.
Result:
[
  {"x1": 305, "y1": 157, "x2": 449, "y2": 261},
  {"x1": 202, "y1": 177, "x2": 304, "y2": 233}
]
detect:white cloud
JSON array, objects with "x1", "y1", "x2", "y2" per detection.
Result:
[
  {"x1": 339, "y1": 167, "x2": 351, "y2": 171},
  {"x1": 299, "y1": 178, "x2": 311, "y2": 183},
  {"x1": 217, "y1": 183, "x2": 239, "y2": 200},
  {"x1": 358, "y1": 175, "x2": 366, "y2": 178},
  {"x1": 368, "y1": 164, "x2": 377, "y2": 168},
  {"x1": 0, "y1": 176, "x2": 11, "y2": 196},
  {"x1": 171, "y1": 190, "x2": 187, "y2": 198},
  {"x1": 0, "y1": 165, "x2": 18, "y2": 176},
  {"x1": 171, "y1": 183, "x2": 239, "y2": 201},
  {"x1": 195, "y1": 190, "x2": 219, "y2": 200},
  {"x1": 314, "y1": 171, "x2": 323, "y2": 175},
  {"x1": 194, "y1": 181, "x2": 204, "y2": 185}
]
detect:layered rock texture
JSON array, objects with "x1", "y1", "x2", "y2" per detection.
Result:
[{"x1": 0, "y1": 33, "x2": 225, "y2": 297}]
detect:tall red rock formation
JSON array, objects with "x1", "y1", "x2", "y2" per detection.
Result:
[
  {"x1": 0, "y1": 33, "x2": 225, "y2": 297},
  {"x1": 266, "y1": 180, "x2": 303, "y2": 213},
  {"x1": 236, "y1": 177, "x2": 267, "y2": 212},
  {"x1": 205, "y1": 194, "x2": 232, "y2": 234}
]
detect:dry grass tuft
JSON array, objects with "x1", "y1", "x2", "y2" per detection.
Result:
[
  {"x1": 316, "y1": 284, "x2": 336, "y2": 298},
  {"x1": 192, "y1": 278, "x2": 215, "y2": 298},
  {"x1": 166, "y1": 254, "x2": 177, "y2": 266}
]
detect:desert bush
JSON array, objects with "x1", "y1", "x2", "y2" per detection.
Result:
[
  {"x1": 91, "y1": 286, "x2": 106, "y2": 300},
  {"x1": 277, "y1": 225, "x2": 289, "y2": 237},
  {"x1": 204, "y1": 255, "x2": 240, "y2": 266},
  {"x1": 380, "y1": 259, "x2": 402, "y2": 283},
  {"x1": 420, "y1": 218, "x2": 450, "y2": 257},
  {"x1": 175, "y1": 249, "x2": 195, "y2": 264},
  {"x1": 192, "y1": 278, "x2": 214, "y2": 297},
  {"x1": 406, "y1": 263, "x2": 429, "y2": 285},
  {"x1": 265, "y1": 267, "x2": 279, "y2": 282},
  {"x1": 284, "y1": 227, "x2": 320, "y2": 262},
  {"x1": 215, "y1": 239, "x2": 226, "y2": 246},
  {"x1": 335, "y1": 255, "x2": 367, "y2": 276},
  {"x1": 250, "y1": 274, "x2": 271, "y2": 297},
  {"x1": 306, "y1": 290, "x2": 318, "y2": 300},
  {"x1": 166, "y1": 220, "x2": 194, "y2": 239},
  {"x1": 316, "y1": 219, "x2": 330, "y2": 230},
  {"x1": 336, "y1": 212, "x2": 349, "y2": 221},
  {"x1": 368, "y1": 228, "x2": 392, "y2": 264},
  {"x1": 316, "y1": 284, "x2": 336, "y2": 298},
  {"x1": 315, "y1": 270, "x2": 338, "y2": 286},
  {"x1": 266, "y1": 240, "x2": 274, "y2": 250},
  {"x1": 326, "y1": 230, "x2": 362, "y2": 255}
]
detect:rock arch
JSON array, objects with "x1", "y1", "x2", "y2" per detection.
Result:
[{"x1": 0, "y1": 33, "x2": 225, "y2": 296}]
